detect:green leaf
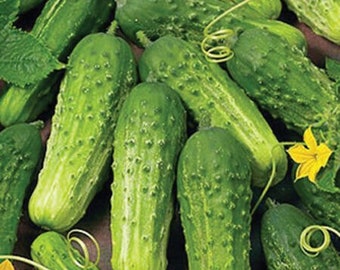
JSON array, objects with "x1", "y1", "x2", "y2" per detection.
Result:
[
  {"x1": 0, "y1": 27, "x2": 64, "y2": 87},
  {"x1": 0, "y1": 0, "x2": 20, "y2": 28}
]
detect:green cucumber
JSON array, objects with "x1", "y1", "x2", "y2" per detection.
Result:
[
  {"x1": 138, "y1": 35, "x2": 287, "y2": 187},
  {"x1": 28, "y1": 32, "x2": 138, "y2": 232},
  {"x1": 19, "y1": 0, "x2": 45, "y2": 13},
  {"x1": 115, "y1": 0, "x2": 282, "y2": 46},
  {"x1": 110, "y1": 82, "x2": 187, "y2": 269},
  {"x1": 177, "y1": 127, "x2": 252, "y2": 269},
  {"x1": 261, "y1": 201, "x2": 340, "y2": 269},
  {"x1": 283, "y1": 0, "x2": 340, "y2": 44},
  {"x1": 31, "y1": 230, "x2": 99, "y2": 269},
  {"x1": 115, "y1": 0, "x2": 307, "y2": 53},
  {"x1": 0, "y1": 122, "x2": 42, "y2": 258},
  {"x1": 226, "y1": 27, "x2": 340, "y2": 190},
  {"x1": 294, "y1": 178, "x2": 340, "y2": 231},
  {"x1": 0, "y1": 0, "x2": 115, "y2": 127}
]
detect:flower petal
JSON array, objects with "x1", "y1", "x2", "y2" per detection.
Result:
[
  {"x1": 304, "y1": 126, "x2": 317, "y2": 151},
  {"x1": 295, "y1": 159, "x2": 315, "y2": 180},
  {"x1": 0, "y1": 260, "x2": 15, "y2": 270},
  {"x1": 287, "y1": 144, "x2": 314, "y2": 163},
  {"x1": 316, "y1": 143, "x2": 333, "y2": 167}
]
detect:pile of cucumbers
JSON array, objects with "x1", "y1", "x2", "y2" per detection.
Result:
[{"x1": 0, "y1": 0, "x2": 339, "y2": 269}]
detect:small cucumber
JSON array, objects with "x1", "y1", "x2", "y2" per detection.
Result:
[
  {"x1": 294, "y1": 178, "x2": 340, "y2": 231},
  {"x1": 28, "y1": 32, "x2": 138, "y2": 232},
  {"x1": 0, "y1": 0, "x2": 115, "y2": 127},
  {"x1": 31, "y1": 230, "x2": 99, "y2": 269},
  {"x1": 0, "y1": 122, "x2": 42, "y2": 257},
  {"x1": 177, "y1": 127, "x2": 252, "y2": 269},
  {"x1": 111, "y1": 82, "x2": 187, "y2": 269},
  {"x1": 261, "y1": 201, "x2": 340, "y2": 269},
  {"x1": 138, "y1": 35, "x2": 287, "y2": 187}
]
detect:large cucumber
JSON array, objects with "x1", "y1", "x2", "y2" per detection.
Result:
[
  {"x1": 138, "y1": 35, "x2": 287, "y2": 187},
  {"x1": 0, "y1": 0, "x2": 115, "y2": 127},
  {"x1": 0, "y1": 122, "x2": 42, "y2": 258},
  {"x1": 110, "y1": 82, "x2": 187, "y2": 269},
  {"x1": 28, "y1": 32, "x2": 138, "y2": 232},
  {"x1": 177, "y1": 127, "x2": 252, "y2": 269},
  {"x1": 115, "y1": 0, "x2": 282, "y2": 46},
  {"x1": 226, "y1": 27, "x2": 339, "y2": 190}
]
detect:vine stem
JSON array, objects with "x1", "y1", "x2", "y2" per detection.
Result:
[
  {"x1": 251, "y1": 142, "x2": 302, "y2": 215},
  {"x1": 0, "y1": 255, "x2": 50, "y2": 270}
]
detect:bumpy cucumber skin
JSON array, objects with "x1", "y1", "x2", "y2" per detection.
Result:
[
  {"x1": 261, "y1": 202, "x2": 340, "y2": 270},
  {"x1": 177, "y1": 127, "x2": 252, "y2": 270},
  {"x1": 294, "y1": 178, "x2": 340, "y2": 231},
  {"x1": 284, "y1": 0, "x2": 340, "y2": 44},
  {"x1": 28, "y1": 33, "x2": 137, "y2": 232},
  {"x1": 111, "y1": 82, "x2": 187, "y2": 270},
  {"x1": 227, "y1": 28, "x2": 338, "y2": 136},
  {"x1": 115, "y1": 0, "x2": 281, "y2": 46},
  {"x1": 0, "y1": 0, "x2": 115, "y2": 127},
  {"x1": 31, "y1": 231, "x2": 99, "y2": 270},
  {"x1": 0, "y1": 123, "x2": 42, "y2": 257},
  {"x1": 138, "y1": 35, "x2": 287, "y2": 187}
]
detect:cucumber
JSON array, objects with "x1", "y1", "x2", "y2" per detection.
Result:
[
  {"x1": 294, "y1": 178, "x2": 340, "y2": 231},
  {"x1": 31, "y1": 230, "x2": 99, "y2": 269},
  {"x1": 226, "y1": 27, "x2": 340, "y2": 190},
  {"x1": 110, "y1": 82, "x2": 187, "y2": 269},
  {"x1": 283, "y1": 0, "x2": 340, "y2": 44},
  {"x1": 177, "y1": 127, "x2": 252, "y2": 269},
  {"x1": 115, "y1": 0, "x2": 306, "y2": 53},
  {"x1": 0, "y1": 122, "x2": 42, "y2": 258},
  {"x1": 115, "y1": 0, "x2": 282, "y2": 46},
  {"x1": 19, "y1": 0, "x2": 45, "y2": 13},
  {"x1": 138, "y1": 35, "x2": 287, "y2": 187},
  {"x1": 261, "y1": 201, "x2": 340, "y2": 269},
  {"x1": 227, "y1": 27, "x2": 338, "y2": 135},
  {"x1": 0, "y1": 0, "x2": 115, "y2": 127},
  {"x1": 28, "y1": 32, "x2": 138, "y2": 232}
]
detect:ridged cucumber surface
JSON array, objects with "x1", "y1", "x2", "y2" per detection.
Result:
[
  {"x1": 138, "y1": 35, "x2": 287, "y2": 187},
  {"x1": 111, "y1": 82, "x2": 187, "y2": 269},
  {"x1": 115, "y1": 0, "x2": 282, "y2": 46},
  {"x1": 28, "y1": 32, "x2": 137, "y2": 232},
  {"x1": 0, "y1": 122, "x2": 42, "y2": 257},
  {"x1": 177, "y1": 127, "x2": 252, "y2": 269}
]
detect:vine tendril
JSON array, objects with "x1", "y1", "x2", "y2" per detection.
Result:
[
  {"x1": 0, "y1": 255, "x2": 50, "y2": 270},
  {"x1": 251, "y1": 142, "x2": 302, "y2": 215},
  {"x1": 201, "y1": 0, "x2": 252, "y2": 63},
  {"x1": 66, "y1": 229, "x2": 101, "y2": 269},
  {"x1": 300, "y1": 225, "x2": 340, "y2": 257}
]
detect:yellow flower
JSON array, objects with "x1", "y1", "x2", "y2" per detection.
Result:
[
  {"x1": 0, "y1": 260, "x2": 14, "y2": 270},
  {"x1": 287, "y1": 126, "x2": 333, "y2": 183}
]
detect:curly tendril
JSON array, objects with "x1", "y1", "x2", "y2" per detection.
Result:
[
  {"x1": 300, "y1": 225, "x2": 340, "y2": 257},
  {"x1": 66, "y1": 229, "x2": 101, "y2": 269},
  {"x1": 201, "y1": 0, "x2": 252, "y2": 63},
  {"x1": 0, "y1": 255, "x2": 50, "y2": 270}
]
